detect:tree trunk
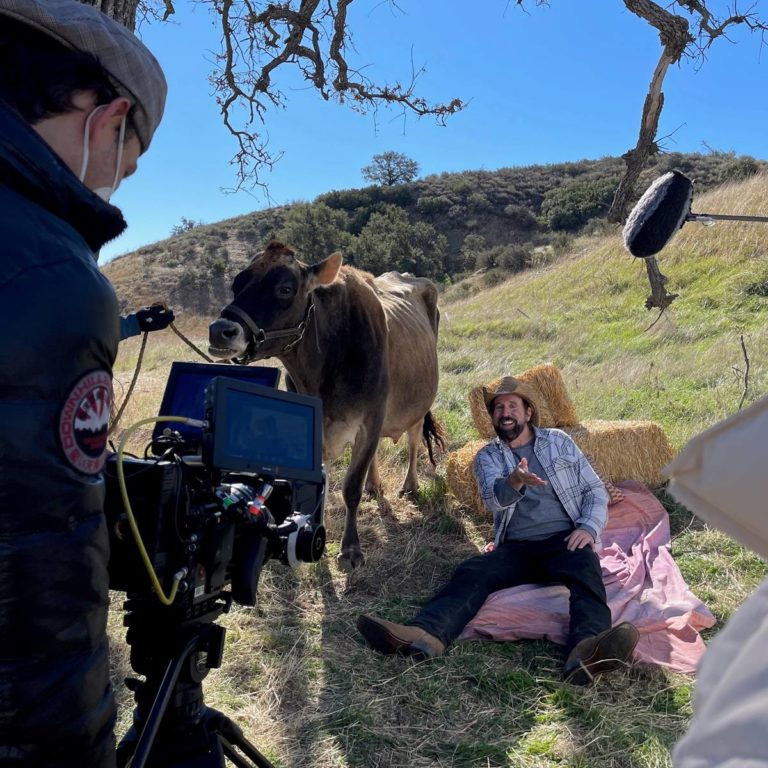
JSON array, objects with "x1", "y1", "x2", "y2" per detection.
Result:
[
  {"x1": 609, "y1": 0, "x2": 692, "y2": 223},
  {"x1": 644, "y1": 255, "x2": 678, "y2": 312},
  {"x1": 608, "y1": 49, "x2": 671, "y2": 222},
  {"x1": 77, "y1": 0, "x2": 141, "y2": 30}
]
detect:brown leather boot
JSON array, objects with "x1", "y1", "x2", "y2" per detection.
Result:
[
  {"x1": 357, "y1": 615, "x2": 445, "y2": 660},
  {"x1": 563, "y1": 622, "x2": 640, "y2": 685}
]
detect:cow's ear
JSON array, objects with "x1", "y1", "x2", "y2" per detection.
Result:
[{"x1": 309, "y1": 252, "x2": 343, "y2": 287}]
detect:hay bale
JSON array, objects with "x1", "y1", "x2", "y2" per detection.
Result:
[
  {"x1": 446, "y1": 440, "x2": 487, "y2": 514},
  {"x1": 469, "y1": 363, "x2": 577, "y2": 438},
  {"x1": 446, "y1": 420, "x2": 675, "y2": 517},
  {"x1": 563, "y1": 419, "x2": 675, "y2": 486},
  {"x1": 521, "y1": 364, "x2": 578, "y2": 428},
  {"x1": 468, "y1": 379, "x2": 497, "y2": 440}
]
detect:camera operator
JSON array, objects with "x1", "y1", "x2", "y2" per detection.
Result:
[{"x1": 0, "y1": 2, "x2": 167, "y2": 766}]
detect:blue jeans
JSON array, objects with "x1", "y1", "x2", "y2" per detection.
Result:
[{"x1": 409, "y1": 532, "x2": 610, "y2": 654}]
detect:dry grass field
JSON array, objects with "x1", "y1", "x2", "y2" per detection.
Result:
[{"x1": 107, "y1": 174, "x2": 768, "y2": 767}]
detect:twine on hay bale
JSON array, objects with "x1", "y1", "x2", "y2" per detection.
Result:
[
  {"x1": 563, "y1": 419, "x2": 675, "y2": 487},
  {"x1": 469, "y1": 363, "x2": 577, "y2": 438},
  {"x1": 446, "y1": 440, "x2": 487, "y2": 514}
]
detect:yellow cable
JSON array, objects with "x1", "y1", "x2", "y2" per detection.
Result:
[{"x1": 115, "y1": 416, "x2": 204, "y2": 606}]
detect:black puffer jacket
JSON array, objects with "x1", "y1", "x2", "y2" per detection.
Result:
[{"x1": 0, "y1": 102, "x2": 123, "y2": 768}]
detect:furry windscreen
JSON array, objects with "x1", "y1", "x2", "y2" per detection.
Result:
[{"x1": 623, "y1": 171, "x2": 694, "y2": 258}]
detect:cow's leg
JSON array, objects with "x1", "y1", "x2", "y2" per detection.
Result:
[
  {"x1": 338, "y1": 427, "x2": 380, "y2": 572},
  {"x1": 399, "y1": 421, "x2": 422, "y2": 497},
  {"x1": 364, "y1": 446, "x2": 383, "y2": 496}
]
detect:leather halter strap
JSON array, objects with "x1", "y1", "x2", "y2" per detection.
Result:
[{"x1": 221, "y1": 296, "x2": 315, "y2": 362}]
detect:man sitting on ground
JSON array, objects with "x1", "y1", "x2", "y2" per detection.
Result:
[{"x1": 358, "y1": 376, "x2": 639, "y2": 684}]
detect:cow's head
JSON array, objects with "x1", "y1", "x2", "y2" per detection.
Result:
[{"x1": 209, "y1": 241, "x2": 342, "y2": 362}]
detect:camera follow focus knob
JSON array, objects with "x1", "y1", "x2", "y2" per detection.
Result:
[{"x1": 296, "y1": 524, "x2": 326, "y2": 563}]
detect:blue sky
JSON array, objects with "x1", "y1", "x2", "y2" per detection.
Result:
[{"x1": 101, "y1": 1, "x2": 768, "y2": 262}]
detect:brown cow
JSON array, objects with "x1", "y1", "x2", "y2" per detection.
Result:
[{"x1": 208, "y1": 241, "x2": 445, "y2": 570}]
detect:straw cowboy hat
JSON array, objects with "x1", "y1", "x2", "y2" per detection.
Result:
[{"x1": 482, "y1": 376, "x2": 542, "y2": 427}]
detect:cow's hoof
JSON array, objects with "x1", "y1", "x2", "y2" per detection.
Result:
[
  {"x1": 337, "y1": 549, "x2": 365, "y2": 572},
  {"x1": 364, "y1": 484, "x2": 383, "y2": 498},
  {"x1": 398, "y1": 487, "x2": 418, "y2": 499}
]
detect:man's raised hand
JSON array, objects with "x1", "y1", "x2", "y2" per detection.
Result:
[{"x1": 507, "y1": 457, "x2": 548, "y2": 491}]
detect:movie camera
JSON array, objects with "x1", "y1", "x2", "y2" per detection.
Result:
[{"x1": 104, "y1": 362, "x2": 326, "y2": 768}]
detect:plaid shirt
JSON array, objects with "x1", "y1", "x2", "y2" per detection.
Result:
[{"x1": 474, "y1": 427, "x2": 608, "y2": 547}]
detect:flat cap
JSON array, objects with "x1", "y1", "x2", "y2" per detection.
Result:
[{"x1": 0, "y1": 0, "x2": 167, "y2": 151}]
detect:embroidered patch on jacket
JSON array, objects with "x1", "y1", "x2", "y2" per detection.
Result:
[{"x1": 59, "y1": 370, "x2": 112, "y2": 474}]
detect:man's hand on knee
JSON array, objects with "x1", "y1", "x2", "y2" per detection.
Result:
[{"x1": 565, "y1": 529, "x2": 594, "y2": 551}]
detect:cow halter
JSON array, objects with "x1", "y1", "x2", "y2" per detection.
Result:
[{"x1": 222, "y1": 295, "x2": 316, "y2": 364}]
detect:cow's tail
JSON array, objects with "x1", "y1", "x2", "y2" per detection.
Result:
[{"x1": 423, "y1": 410, "x2": 447, "y2": 467}]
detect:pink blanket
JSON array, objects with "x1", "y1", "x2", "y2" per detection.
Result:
[{"x1": 460, "y1": 480, "x2": 715, "y2": 673}]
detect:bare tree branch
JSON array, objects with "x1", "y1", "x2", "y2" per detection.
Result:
[
  {"x1": 643, "y1": 255, "x2": 679, "y2": 312},
  {"x1": 85, "y1": 0, "x2": 767, "y2": 194},
  {"x1": 733, "y1": 333, "x2": 751, "y2": 410},
  {"x1": 609, "y1": 0, "x2": 768, "y2": 225},
  {"x1": 80, "y1": 0, "x2": 463, "y2": 188},
  {"x1": 161, "y1": 0, "x2": 175, "y2": 21},
  {"x1": 594, "y1": 1, "x2": 768, "y2": 308},
  {"x1": 643, "y1": 307, "x2": 667, "y2": 331},
  {"x1": 678, "y1": 0, "x2": 768, "y2": 52},
  {"x1": 607, "y1": 0, "x2": 693, "y2": 223},
  {"x1": 207, "y1": 0, "x2": 463, "y2": 188}
]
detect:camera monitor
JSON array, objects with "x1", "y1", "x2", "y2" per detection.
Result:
[
  {"x1": 152, "y1": 361, "x2": 281, "y2": 453},
  {"x1": 203, "y1": 376, "x2": 323, "y2": 484}
]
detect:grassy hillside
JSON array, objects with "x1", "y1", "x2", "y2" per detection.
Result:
[
  {"x1": 107, "y1": 174, "x2": 768, "y2": 767},
  {"x1": 103, "y1": 151, "x2": 765, "y2": 315}
]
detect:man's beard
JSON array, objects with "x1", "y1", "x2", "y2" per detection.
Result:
[{"x1": 494, "y1": 419, "x2": 525, "y2": 442}]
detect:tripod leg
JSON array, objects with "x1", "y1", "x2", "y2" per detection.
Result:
[
  {"x1": 209, "y1": 711, "x2": 278, "y2": 768},
  {"x1": 219, "y1": 742, "x2": 265, "y2": 768},
  {"x1": 118, "y1": 600, "x2": 272, "y2": 768},
  {"x1": 126, "y1": 634, "x2": 201, "y2": 768}
]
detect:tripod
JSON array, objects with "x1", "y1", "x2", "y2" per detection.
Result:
[{"x1": 116, "y1": 595, "x2": 277, "y2": 768}]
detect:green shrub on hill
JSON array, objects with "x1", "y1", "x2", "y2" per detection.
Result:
[
  {"x1": 541, "y1": 176, "x2": 619, "y2": 231},
  {"x1": 719, "y1": 155, "x2": 761, "y2": 183},
  {"x1": 416, "y1": 195, "x2": 452, "y2": 215},
  {"x1": 503, "y1": 204, "x2": 538, "y2": 230},
  {"x1": 351, "y1": 205, "x2": 447, "y2": 277},
  {"x1": 274, "y1": 203, "x2": 354, "y2": 262},
  {"x1": 319, "y1": 184, "x2": 417, "y2": 212}
]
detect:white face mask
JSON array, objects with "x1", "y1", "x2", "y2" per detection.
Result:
[{"x1": 78, "y1": 105, "x2": 127, "y2": 203}]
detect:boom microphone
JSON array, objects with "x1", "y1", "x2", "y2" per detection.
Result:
[{"x1": 623, "y1": 170, "x2": 768, "y2": 258}]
